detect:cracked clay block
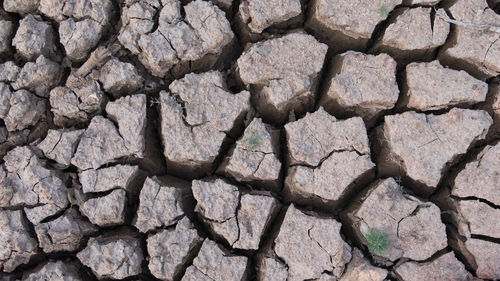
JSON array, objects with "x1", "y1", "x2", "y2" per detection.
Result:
[
  {"x1": 22, "y1": 261, "x2": 84, "y2": 281},
  {"x1": 79, "y1": 189, "x2": 127, "y2": 227},
  {"x1": 79, "y1": 164, "x2": 141, "y2": 194},
  {"x1": 37, "y1": 129, "x2": 84, "y2": 168},
  {"x1": 12, "y1": 15, "x2": 57, "y2": 61},
  {"x1": 98, "y1": 58, "x2": 144, "y2": 98},
  {"x1": 394, "y1": 252, "x2": 473, "y2": 281},
  {"x1": 12, "y1": 55, "x2": 62, "y2": 97}
]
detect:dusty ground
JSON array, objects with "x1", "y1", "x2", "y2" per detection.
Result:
[{"x1": 0, "y1": 0, "x2": 499, "y2": 280}]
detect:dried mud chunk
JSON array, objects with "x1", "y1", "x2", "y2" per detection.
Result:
[
  {"x1": 80, "y1": 189, "x2": 127, "y2": 227},
  {"x1": 319, "y1": 52, "x2": 398, "y2": 125},
  {"x1": 343, "y1": 178, "x2": 447, "y2": 263},
  {"x1": 80, "y1": 165, "x2": 141, "y2": 194},
  {"x1": 34, "y1": 208, "x2": 97, "y2": 253},
  {"x1": 71, "y1": 116, "x2": 129, "y2": 170},
  {"x1": 106, "y1": 94, "x2": 146, "y2": 157},
  {"x1": 137, "y1": 31, "x2": 179, "y2": 77},
  {"x1": 37, "y1": 129, "x2": 84, "y2": 167},
  {"x1": 62, "y1": 0, "x2": 113, "y2": 25},
  {"x1": 338, "y1": 248, "x2": 387, "y2": 281},
  {"x1": 394, "y1": 252, "x2": 473, "y2": 281},
  {"x1": 453, "y1": 143, "x2": 499, "y2": 205},
  {"x1": 0, "y1": 210, "x2": 38, "y2": 273},
  {"x1": 22, "y1": 261, "x2": 83, "y2": 281},
  {"x1": 285, "y1": 107, "x2": 370, "y2": 166},
  {"x1": 118, "y1": 1, "x2": 156, "y2": 54},
  {"x1": 160, "y1": 71, "x2": 250, "y2": 176},
  {"x1": 404, "y1": 60, "x2": 488, "y2": 111},
  {"x1": 181, "y1": 239, "x2": 249, "y2": 281},
  {"x1": 134, "y1": 177, "x2": 186, "y2": 233},
  {"x1": 256, "y1": 257, "x2": 288, "y2": 281},
  {"x1": 237, "y1": 0, "x2": 302, "y2": 34},
  {"x1": 307, "y1": 0, "x2": 402, "y2": 52},
  {"x1": 12, "y1": 55, "x2": 62, "y2": 97},
  {"x1": 59, "y1": 18, "x2": 104, "y2": 61},
  {"x1": 273, "y1": 205, "x2": 352, "y2": 280},
  {"x1": 464, "y1": 239, "x2": 500, "y2": 280},
  {"x1": 3, "y1": 89, "x2": 45, "y2": 132},
  {"x1": 3, "y1": 0, "x2": 39, "y2": 15},
  {"x1": 373, "y1": 7, "x2": 449, "y2": 62},
  {"x1": 219, "y1": 118, "x2": 281, "y2": 191},
  {"x1": 439, "y1": 0, "x2": 500, "y2": 79},
  {"x1": 147, "y1": 217, "x2": 203, "y2": 280},
  {"x1": 455, "y1": 200, "x2": 500, "y2": 239},
  {"x1": 236, "y1": 33, "x2": 328, "y2": 123},
  {"x1": 378, "y1": 109, "x2": 492, "y2": 191},
  {"x1": 99, "y1": 58, "x2": 144, "y2": 98},
  {"x1": 77, "y1": 234, "x2": 143, "y2": 279},
  {"x1": 0, "y1": 20, "x2": 14, "y2": 54},
  {"x1": 0, "y1": 62, "x2": 21, "y2": 83},
  {"x1": 12, "y1": 15, "x2": 56, "y2": 61}
]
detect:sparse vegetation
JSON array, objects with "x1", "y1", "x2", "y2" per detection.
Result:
[
  {"x1": 245, "y1": 133, "x2": 261, "y2": 152},
  {"x1": 364, "y1": 228, "x2": 391, "y2": 254},
  {"x1": 378, "y1": 5, "x2": 390, "y2": 19}
]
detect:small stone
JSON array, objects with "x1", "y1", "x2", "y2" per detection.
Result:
[
  {"x1": 59, "y1": 18, "x2": 104, "y2": 61},
  {"x1": 99, "y1": 58, "x2": 144, "y2": 98},
  {"x1": 237, "y1": 0, "x2": 302, "y2": 34},
  {"x1": 319, "y1": 52, "x2": 398, "y2": 125},
  {"x1": 0, "y1": 62, "x2": 21, "y2": 83},
  {"x1": 0, "y1": 210, "x2": 38, "y2": 272},
  {"x1": 218, "y1": 118, "x2": 281, "y2": 191},
  {"x1": 22, "y1": 261, "x2": 83, "y2": 281},
  {"x1": 378, "y1": 109, "x2": 492, "y2": 191},
  {"x1": 134, "y1": 177, "x2": 187, "y2": 233},
  {"x1": 394, "y1": 252, "x2": 473, "y2": 281},
  {"x1": 12, "y1": 15, "x2": 57, "y2": 61},
  {"x1": 80, "y1": 165, "x2": 141, "y2": 194},
  {"x1": 12, "y1": 55, "x2": 62, "y2": 97},
  {"x1": 273, "y1": 204, "x2": 352, "y2": 280},
  {"x1": 77, "y1": 234, "x2": 143, "y2": 279},
  {"x1": 373, "y1": 7, "x2": 449, "y2": 62},
  {"x1": 236, "y1": 33, "x2": 328, "y2": 123},
  {"x1": 404, "y1": 60, "x2": 488, "y2": 111},
  {"x1": 3, "y1": 89, "x2": 45, "y2": 132},
  {"x1": 0, "y1": 19, "x2": 14, "y2": 54},
  {"x1": 181, "y1": 239, "x2": 249, "y2": 281},
  {"x1": 37, "y1": 129, "x2": 84, "y2": 167},
  {"x1": 147, "y1": 217, "x2": 203, "y2": 280},
  {"x1": 160, "y1": 71, "x2": 250, "y2": 176},
  {"x1": 80, "y1": 189, "x2": 127, "y2": 227},
  {"x1": 34, "y1": 208, "x2": 97, "y2": 253}
]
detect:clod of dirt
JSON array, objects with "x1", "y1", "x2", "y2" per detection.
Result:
[
  {"x1": 34, "y1": 208, "x2": 97, "y2": 253},
  {"x1": 12, "y1": 15, "x2": 57, "y2": 61},
  {"x1": 1, "y1": 146, "x2": 68, "y2": 225},
  {"x1": 80, "y1": 189, "x2": 127, "y2": 227},
  {"x1": 377, "y1": 109, "x2": 492, "y2": 192},
  {"x1": 59, "y1": 18, "x2": 104, "y2": 61},
  {"x1": 307, "y1": 0, "x2": 402, "y2": 52},
  {"x1": 319, "y1": 52, "x2": 399, "y2": 126},
  {"x1": 0, "y1": 19, "x2": 14, "y2": 55},
  {"x1": 373, "y1": 7, "x2": 449, "y2": 63},
  {"x1": 79, "y1": 164, "x2": 141, "y2": 194},
  {"x1": 160, "y1": 71, "x2": 250, "y2": 177},
  {"x1": 0, "y1": 62, "x2": 21, "y2": 83},
  {"x1": 37, "y1": 129, "x2": 84, "y2": 168},
  {"x1": 147, "y1": 217, "x2": 203, "y2": 280},
  {"x1": 393, "y1": 252, "x2": 474, "y2": 281},
  {"x1": 403, "y1": 60, "x2": 488, "y2": 111},
  {"x1": 3, "y1": 0, "x2": 39, "y2": 15},
  {"x1": 98, "y1": 58, "x2": 144, "y2": 98},
  {"x1": 39, "y1": 0, "x2": 113, "y2": 25},
  {"x1": 342, "y1": 178, "x2": 447, "y2": 264},
  {"x1": 0, "y1": 210, "x2": 38, "y2": 273},
  {"x1": 236, "y1": 32, "x2": 328, "y2": 124},
  {"x1": 133, "y1": 176, "x2": 188, "y2": 233},
  {"x1": 338, "y1": 248, "x2": 388, "y2": 281},
  {"x1": 218, "y1": 118, "x2": 281, "y2": 191},
  {"x1": 77, "y1": 233, "x2": 143, "y2": 279},
  {"x1": 0, "y1": 86, "x2": 45, "y2": 132},
  {"x1": 22, "y1": 261, "x2": 84, "y2": 281},
  {"x1": 181, "y1": 239, "x2": 249, "y2": 281},
  {"x1": 439, "y1": 0, "x2": 500, "y2": 79},
  {"x1": 12, "y1": 55, "x2": 62, "y2": 97},
  {"x1": 192, "y1": 178, "x2": 279, "y2": 250},
  {"x1": 262, "y1": 204, "x2": 352, "y2": 280}
]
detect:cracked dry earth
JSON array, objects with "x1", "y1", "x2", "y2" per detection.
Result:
[{"x1": 0, "y1": 0, "x2": 499, "y2": 280}]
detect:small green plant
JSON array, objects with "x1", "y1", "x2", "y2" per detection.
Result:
[
  {"x1": 378, "y1": 5, "x2": 390, "y2": 19},
  {"x1": 245, "y1": 133, "x2": 261, "y2": 152},
  {"x1": 364, "y1": 228, "x2": 391, "y2": 254}
]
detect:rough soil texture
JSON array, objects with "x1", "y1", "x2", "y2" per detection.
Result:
[{"x1": 0, "y1": 0, "x2": 498, "y2": 280}]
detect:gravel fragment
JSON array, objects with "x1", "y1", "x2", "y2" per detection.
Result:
[
  {"x1": 12, "y1": 15, "x2": 57, "y2": 61},
  {"x1": 147, "y1": 217, "x2": 203, "y2": 280},
  {"x1": 218, "y1": 118, "x2": 281, "y2": 191},
  {"x1": 22, "y1": 261, "x2": 83, "y2": 281},
  {"x1": 134, "y1": 177, "x2": 187, "y2": 233},
  {"x1": 0, "y1": 19, "x2": 14, "y2": 54},
  {"x1": 378, "y1": 109, "x2": 492, "y2": 191},
  {"x1": 394, "y1": 252, "x2": 473, "y2": 281},
  {"x1": 37, "y1": 129, "x2": 84, "y2": 168},
  {"x1": 343, "y1": 178, "x2": 447, "y2": 263},
  {"x1": 80, "y1": 189, "x2": 127, "y2": 227},
  {"x1": 236, "y1": 33, "x2": 328, "y2": 123},
  {"x1": 319, "y1": 52, "x2": 398, "y2": 125},
  {"x1": 34, "y1": 208, "x2": 97, "y2": 253},
  {"x1": 2, "y1": 89, "x2": 45, "y2": 132},
  {"x1": 79, "y1": 164, "x2": 141, "y2": 194},
  {"x1": 12, "y1": 55, "x2": 62, "y2": 97},
  {"x1": 160, "y1": 71, "x2": 250, "y2": 177},
  {"x1": 0, "y1": 210, "x2": 38, "y2": 272},
  {"x1": 181, "y1": 239, "x2": 249, "y2": 281},
  {"x1": 59, "y1": 18, "x2": 104, "y2": 61},
  {"x1": 237, "y1": 0, "x2": 302, "y2": 34},
  {"x1": 404, "y1": 60, "x2": 488, "y2": 111},
  {"x1": 98, "y1": 58, "x2": 144, "y2": 98},
  {"x1": 77, "y1": 234, "x2": 143, "y2": 279}
]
